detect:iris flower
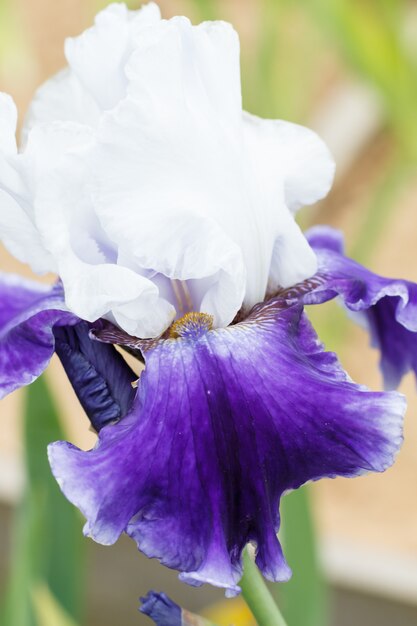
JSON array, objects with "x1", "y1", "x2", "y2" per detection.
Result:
[{"x1": 0, "y1": 2, "x2": 415, "y2": 596}]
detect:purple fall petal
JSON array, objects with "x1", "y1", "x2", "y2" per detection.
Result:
[
  {"x1": 54, "y1": 322, "x2": 137, "y2": 432},
  {"x1": 307, "y1": 225, "x2": 417, "y2": 389},
  {"x1": 48, "y1": 301, "x2": 405, "y2": 595},
  {"x1": 0, "y1": 273, "x2": 77, "y2": 398}
]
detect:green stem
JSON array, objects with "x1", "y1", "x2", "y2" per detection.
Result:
[
  {"x1": 240, "y1": 550, "x2": 288, "y2": 626},
  {"x1": 278, "y1": 487, "x2": 328, "y2": 626}
]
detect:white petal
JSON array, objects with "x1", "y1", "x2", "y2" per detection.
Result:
[
  {"x1": 23, "y1": 120, "x2": 93, "y2": 183},
  {"x1": 59, "y1": 256, "x2": 175, "y2": 338},
  {"x1": 125, "y1": 16, "x2": 241, "y2": 127},
  {"x1": 1, "y1": 7, "x2": 335, "y2": 334},
  {"x1": 90, "y1": 18, "x2": 265, "y2": 319},
  {"x1": 23, "y1": 69, "x2": 100, "y2": 140},
  {"x1": 65, "y1": 2, "x2": 161, "y2": 110},
  {"x1": 127, "y1": 1, "x2": 161, "y2": 26},
  {"x1": 111, "y1": 297, "x2": 175, "y2": 339},
  {"x1": 243, "y1": 111, "x2": 335, "y2": 213},
  {"x1": 31, "y1": 134, "x2": 176, "y2": 338},
  {"x1": 28, "y1": 122, "x2": 107, "y2": 265},
  {"x1": 28, "y1": 55, "x2": 248, "y2": 332},
  {"x1": 0, "y1": 119, "x2": 93, "y2": 274},
  {"x1": 0, "y1": 94, "x2": 55, "y2": 272},
  {"x1": 91, "y1": 94, "x2": 251, "y2": 324},
  {"x1": 9, "y1": 122, "x2": 91, "y2": 273},
  {"x1": 0, "y1": 163, "x2": 49, "y2": 272},
  {"x1": 243, "y1": 112, "x2": 333, "y2": 292},
  {"x1": 0, "y1": 188, "x2": 54, "y2": 273},
  {"x1": 267, "y1": 211, "x2": 318, "y2": 291},
  {"x1": 24, "y1": 6, "x2": 162, "y2": 132},
  {"x1": 0, "y1": 93, "x2": 17, "y2": 154},
  {"x1": 116, "y1": 211, "x2": 247, "y2": 329}
]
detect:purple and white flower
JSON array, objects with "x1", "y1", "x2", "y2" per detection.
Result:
[{"x1": 0, "y1": 1, "x2": 414, "y2": 597}]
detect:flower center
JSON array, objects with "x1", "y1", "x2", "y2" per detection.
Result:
[{"x1": 169, "y1": 312, "x2": 214, "y2": 339}]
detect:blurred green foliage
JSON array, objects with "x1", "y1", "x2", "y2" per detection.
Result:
[
  {"x1": 0, "y1": 377, "x2": 84, "y2": 626},
  {"x1": 304, "y1": 0, "x2": 417, "y2": 159}
]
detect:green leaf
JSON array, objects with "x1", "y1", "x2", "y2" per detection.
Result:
[
  {"x1": 1, "y1": 376, "x2": 85, "y2": 625},
  {"x1": 277, "y1": 486, "x2": 328, "y2": 626},
  {"x1": 31, "y1": 584, "x2": 79, "y2": 626}
]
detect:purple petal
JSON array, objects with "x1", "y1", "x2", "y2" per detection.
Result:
[
  {"x1": 54, "y1": 323, "x2": 137, "y2": 432},
  {"x1": 140, "y1": 592, "x2": 181, "y2": 626},
  {"x1": 140, "y1": 591, "x2": 210, "y2": 626},
  {"x1": 48, "y1": 303, "x2": 404, "y2": 594},
  {"x1": 0, "y1": 273, "x2": 77, "y2": 398},
  {"x1": 307, "y1": 225, "x2": 417, "y2": 389}
]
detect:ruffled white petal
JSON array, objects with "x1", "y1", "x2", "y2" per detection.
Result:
[
  {"x1": 242, "y1": 111, "x2": 334, "y2": 293},
  {"x1": 114, "y1": 209, "x2": 246, "y2": 329},
  {"x1": 23, "y1": 69, "x2": 100, "y2": 140},
  {"x1": 65, "y1": 2, "x2": 161, "y2": 110},
  {"x1": 243, "y1": 111, "x2": 335, "y2": 213},
  {"x1": 125, "y1": 16, "x2": 241, "y2": 125},
  {"x1": 0, "y1": 188, "x2": 53, "y2": 273},
  {"x1": 28, "y1": 126, "x2": 174, "y2": 337},
  {"x1": 24, "y1": 3, "x2": 162, "y2": 139},
  {"x1": 90, "y1": 18, "x2": 267, "y2": 317},
  {"x1": 267, "y1": 211, "x2": 318, "y2": 291},
  {"x1": 0, "y1": 94, "x2": 55, "y2": 271},
  {"x1": 0, "y1": 6, "x2": 335, "y2": 337},
  {"x1": 60, "y1": 258, "x2": 175, "y2": 338}
]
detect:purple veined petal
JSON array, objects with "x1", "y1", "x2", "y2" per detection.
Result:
[
  {"x1": 306, "y1": 225, "x2": 417, "y2": 389},
  {"x1": 54, "y1": 322, "x2": 137, "y2": 432},
  {"x1": 0, "y1": 272, "x2": 77, "y2": 398},
  {"x1": 48, "y1": 302, "x2": 405, "y2": 595}
]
